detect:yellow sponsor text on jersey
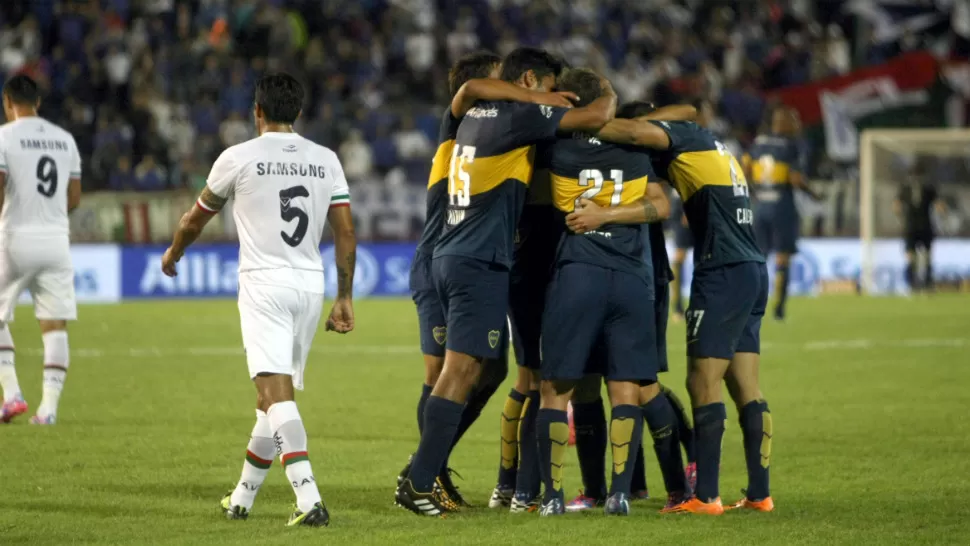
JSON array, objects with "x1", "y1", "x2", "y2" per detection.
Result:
[
  {"x1": 668, "y1": 150, "x2": 749, "y2": 202},
  {"x1": 550, "y1": 171, "x2": 647, "y2": 213}
]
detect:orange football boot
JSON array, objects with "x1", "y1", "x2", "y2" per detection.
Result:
[
  {"x1": 661, "y1": 496, "x2": 724, "y2": 515},
  {"x1": 727, "y1": 496, "x2": 774, "y2": 512}
]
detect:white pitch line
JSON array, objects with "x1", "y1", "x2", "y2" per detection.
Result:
[{"x1": 13, "y1": 338, "x2": 968, "y2": 359}]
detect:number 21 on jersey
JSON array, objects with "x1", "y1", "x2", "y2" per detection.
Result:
[
  {"x1": 447, "y1": 144, "x2": 475, "y2": 225},
  {"x1": 577, "y1": 169, "x2": 623, "y2": 208}
]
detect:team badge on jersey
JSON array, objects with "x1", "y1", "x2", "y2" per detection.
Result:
[
  {"x1": 488, "y1": 329, "x2": 501, "y2": 349},
  {"x1": 433, "y1": 326, "x2": 447, "y2": 346}
]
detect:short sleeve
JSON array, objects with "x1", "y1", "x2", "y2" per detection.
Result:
[
  {"x1": 329, "y1": 155, "x2": 351, "y2": 208},
  {"x1": 69, "y1": 137, "x2": 82, "y2": 178},
  {"x1": 205, "y1": 149, "x2": 238, "y2": 199},
  {"x1": 649, "y1": 121, "x2": 683, "y2": 152},
  {"x1": 510, "y1": 103, "x2": 568, "y2": 145}
]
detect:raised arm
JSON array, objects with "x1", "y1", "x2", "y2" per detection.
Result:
[
  {"x1": 452, "y1": 79, "x2": 577, "y2": 118},
  {"x1": 596, "y1": 119, "x2": 671, "y2": 150},
  {"x1": 557, "y1": 76, "x2": 617, "y2": 133},
  {"x1": 565, "y1": 183, "x2": 671, "y2": 234}
]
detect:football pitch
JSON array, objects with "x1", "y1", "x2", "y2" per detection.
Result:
[{"x1": 2, "y1": 296, "x2": 969, "y2": 545}]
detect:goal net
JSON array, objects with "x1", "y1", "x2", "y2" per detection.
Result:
[{"x1": 859, "y1": 128, "x2": 970, "y2": 294}]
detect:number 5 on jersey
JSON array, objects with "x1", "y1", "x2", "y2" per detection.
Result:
[
  {"x1": 280, "y1": 185, "x2": 309, "y2": 247},
  {"x1": 447, "y1": 145, "x2": 475, "y2": 225}
]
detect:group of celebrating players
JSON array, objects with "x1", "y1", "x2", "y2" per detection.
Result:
[
  {"x1": 0, "y1": 42, "x2": 807, "y2": 528},
  {"x1": 394, "y1": 46, "x2": 781, "y2": 518}
]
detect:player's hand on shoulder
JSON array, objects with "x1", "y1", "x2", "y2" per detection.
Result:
[
  {"x1": 565, "y1": 198, "x2": 606, "y2": 234},
  {"x1": 530, "y1": 90, "x2": 577, "y2": 109},
  {"x1": 161, "y1": 247, "x2": 181, "y2": 277},
  {"x1": 325, "y1": 298, "x2": 354, "y2": 334}
]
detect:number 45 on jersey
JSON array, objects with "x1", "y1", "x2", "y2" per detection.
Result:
[{"x1": 447, "y1": 145, "x2": 475, "y2": 225}]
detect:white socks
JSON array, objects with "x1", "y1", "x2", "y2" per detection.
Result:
[
  {"x1": 0, "y1": 324, "x2": 21, "y2": 403},
  {"x1": 268, "y1": 401, "x2": 321, "y2": 513},
  {"x1": 230, "y1": 409, "x2": 276, "y2": 510},
  {"x1": 37, "y1": 331, "x2": 69, "y2": 417}
]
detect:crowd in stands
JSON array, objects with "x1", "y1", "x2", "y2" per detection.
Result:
[{"x1": 0, "y1": 0, "x2": 966, "y2": 194}]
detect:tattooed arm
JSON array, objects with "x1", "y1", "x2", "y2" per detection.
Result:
[
  {"x1": 161, "y1": 186, "x2": 226, "y2": 277},
  {"x1": 326, "y1": 204, "x2": 356, "y2": 333},
  {"x1": 565, "y1": 183, "x2": 671, "y2": 234}
]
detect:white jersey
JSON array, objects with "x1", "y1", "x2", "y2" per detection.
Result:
[
  {"x1": 200, "y1": 132, "x2": 350, "y2": 294},
  {"x1": 0, "y1": 117, "x2": 81, "y2": 236}
]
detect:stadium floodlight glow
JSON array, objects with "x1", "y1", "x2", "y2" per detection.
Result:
[{"x1": 858, "y1": 128, "x2": 970, "y2": 294}]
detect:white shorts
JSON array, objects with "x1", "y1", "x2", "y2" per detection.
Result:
[
  {"x1": 0, "y1": 235, "x2": 77, "y2": 323},
  {"x1": 238, "y1": 281, "x2": 324, "y2": 390}
]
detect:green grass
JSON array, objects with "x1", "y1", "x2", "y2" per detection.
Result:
[{"x1": 2, "y1": 296, "x2": 969, "y2": 545}]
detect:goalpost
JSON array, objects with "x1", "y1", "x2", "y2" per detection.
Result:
[{"x1": 858, "y1": 128, "x2": 970, "y2": 294}]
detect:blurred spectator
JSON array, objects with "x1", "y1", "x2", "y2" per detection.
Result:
[
  {"x1": 133, "y1": 154, "x2": 168, "y2": 191},
  {"x1": 0, "y1": 0, "x2": 965, "y2": 199},
  {"x1": 220, "y1": 111, "x2": 251, "y2": 148},
  {"x1": 394, "y1": 116, "x2": 433, "y2": 161},
  {"x1": 340, "y1": 129, "x2": 374, "y2": 181},
  {"x1": 108, "y1": 156, "x2": 135, "y2": 191},
  {"x1": 104, "y1": 44, "x2": 132, "y2": 88}
]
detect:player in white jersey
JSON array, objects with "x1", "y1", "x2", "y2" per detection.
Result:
[
  {"x1": 0, "y1": 75, "x2": 82, "y2": 426},
  {"x1": 160, "y1": 73, "x2": 357, "y2": 528}
]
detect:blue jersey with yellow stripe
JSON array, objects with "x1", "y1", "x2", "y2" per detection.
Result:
[
  {"x1": 548, "y1": 133, "x2": 655, "y2": 282},
  {"x1": 650, "y1": 121, "x2": 764, "y2": 270},
  {"x1": 433, "y1": 101, "x2": 567, "y2": 267},
  {"x1": 416, "y1": 109, "x2": 460, "y2": 255},
  {"x1": 744, "y1": 134, "x2": 803, "y2": 215}
]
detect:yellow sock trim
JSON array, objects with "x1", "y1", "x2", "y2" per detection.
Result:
[
  {"x1": 500, "y1": 396, "x2": 524, "y2": 470},
  {"x1": 549, "y1": 422, "x2": 570, "y2": 492},
  {"x1": 760, "y1": 406, "x2": 772, "y2": 469},
  {"x1": 610, "y1": 417, "x2": 635, "y2": 475}
]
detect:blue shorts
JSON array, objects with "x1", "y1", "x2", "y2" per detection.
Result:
[
  {"x1": 754, "y1": 211, "x2": 798, "y2": 255},
  {"x1": 432, "y1": 256, "x2": 509, "y2": 360},
  {"x1": 541, "y1": 262, "x2": 658, "y2": 382},
  {"x1": 509, "y1": 206, "x2": 561, "y2": 369},
  {"x1": 410, "y1": 251, "x2": 446, "y2": 357},
  {"x1": 686, "y1": 262, "x2": 768, "y2": 360},
  {"x1": 674, "y1": 224, "x2": 694, "y2": 250},
  {"x1": 654, "y1": 281, "x2": 670, "y2": 373}
]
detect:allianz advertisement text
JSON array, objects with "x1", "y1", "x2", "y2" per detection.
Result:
[{"x1": 18, "y1": 240, "x2": 970, "y2": 303}]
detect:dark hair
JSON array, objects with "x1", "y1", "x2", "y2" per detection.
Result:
[
  {"x1": 448, "y1": 50, "x2": 502, "y2": 96},
  {"x1": 555, "y1": 68, "x2": 602, "y2": 108},
  {"x1": 254, "y1": 72, "x2": 304, "y2": 124},
  {"x1": 2, "y1": 74, "x2": 41, "y2": 106},
  {"x1": 617, "y1": 100, "x2": 656, "y2": 119},
  {"x1": 499, "y1": 47, "x2": 564, "y2": 84}
]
